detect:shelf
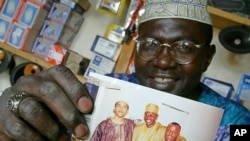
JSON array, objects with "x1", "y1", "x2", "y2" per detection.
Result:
[
  {"x1": 0, "y1": 42, "x2": 87, "y2": 83},
  {"x1": 0, "y1": 42, "x2": 53, "y2": 69},
  {"x1": 207, "y1": 6, "x2": 250, "y2": 29}
]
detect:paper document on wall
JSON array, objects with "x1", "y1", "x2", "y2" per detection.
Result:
[{"x1": 86, "y1": 72, "x2": 224, "y2": 141}]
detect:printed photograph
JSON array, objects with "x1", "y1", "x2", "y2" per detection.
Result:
[{"x1": 87, "y1": 73, "x2": 224, "y2": 141}]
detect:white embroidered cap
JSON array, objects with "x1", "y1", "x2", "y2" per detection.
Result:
[{"x1": 140, "y1": 0, "x2": 211, "y2": 25}]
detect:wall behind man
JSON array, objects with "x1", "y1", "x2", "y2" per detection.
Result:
[
  {"x1": 70, "y1": 0, "x2": 128, "y2": 60},
  {"x1": 205, "y1": 28, "x2": 250, "y2": 87},
  {"x1": 204, "y1": 28, "x2": 250, "y2": 107}
]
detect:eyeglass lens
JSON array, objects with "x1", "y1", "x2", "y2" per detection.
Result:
[{"x1": 136, "y1": 38, "x2": 199, "y2": 64}]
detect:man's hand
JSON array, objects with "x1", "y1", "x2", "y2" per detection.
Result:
[{"x1": 0, "y1": 65, "x2": 93, "y2": 141}]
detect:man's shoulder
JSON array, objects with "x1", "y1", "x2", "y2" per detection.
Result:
[
  {"x1": 178, "y1": 135, "x2": 187, "y2": 141},
  {"x1": 134, "y1": 122, "x2": 145, "y2": 128},
  {"x1": 124, "y1": 118, "x2": 136, "y2": 124},
  {"x1": 155, "y1": 122, "x2": 166, "y2": 130},
  {"x1": 199, "y1": 83, "x2": 241, "y2": 108},
  {"x1": 199, "y1": 83, "x2": 250, "y2": 125}
]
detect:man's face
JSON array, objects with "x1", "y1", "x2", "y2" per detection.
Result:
[
  {"x1": 135, "y1": 18, "x2": 214, "y2": 98},
  {"x1": 144, "y1": 112, "x2": 158, "y2": 128},
  {"x1": 165, "y1": 124, "x2": 181, "y2": 141},
  {"x1": 114, "y1": 101, "x2": 129, "y2": 118}
]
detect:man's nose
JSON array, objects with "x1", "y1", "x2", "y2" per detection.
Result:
[{"x1": 153, "y1": 47, "x2": 176, "y2": 68}]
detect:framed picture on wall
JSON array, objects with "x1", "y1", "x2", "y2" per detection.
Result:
[
  {"x1": 90, "y1": 35, "x2": 121, "y2": 61},
  {"x1": 104, "y1": 23, "x2": 125, "y2": 44},
  {"x1": 96, "y1": 0, "x2": 127, "y2": 17}
]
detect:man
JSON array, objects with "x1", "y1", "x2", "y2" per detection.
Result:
[
  {"x1": 0, "y1": 0, "x2": 250, "y2": 141},
  {"x1": 90, "y1": 100, "x2": 135, "y2": 141},
  {"x1": 165, "y1": 122, "x2": 186, "y2": 141},
  {"x1": 132, "y1": 103, "x2": 166, "y2": 141}
]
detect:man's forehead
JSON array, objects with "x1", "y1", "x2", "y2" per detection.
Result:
[
  {"x1": 115, "y1": 101, "x2": 128, "y2": 106},
  {"x1": 145, "y1": 112, "x2": 158, "y2": 115}
]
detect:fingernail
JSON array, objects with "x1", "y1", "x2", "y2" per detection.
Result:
[
  {"x1": 74, "y1": 124, "x2": 89, "y2": 139},
  {"x1": 78, "y1": 97, "x2": 92, "y2": 113}
]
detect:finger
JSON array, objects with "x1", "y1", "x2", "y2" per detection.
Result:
[
  {"x1": 14, "y1": 75, "x2": 89, "y2": 139},
  {"x1": 0, "y1": 88, "x2": 46, "y2": 141},
  {"x1": 37, "y1": 65, "x2": 93, "y2": 113},
  {"x1": 4, "y1": 118, "x2": 46, "y2": 141},
  {"x1": 19, "y1": 97, "x2": 68, "y2": 140},
  {"x1": 0, "y1": 132, "x2": 14, "y2": 141}
]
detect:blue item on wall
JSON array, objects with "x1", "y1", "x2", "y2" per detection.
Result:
[
  {"x1": 202, "y1": 77, "x2": 234, "y2": 99},
  {"x1": 234, "y1": 74, "x2": 250, "y2": 102}
]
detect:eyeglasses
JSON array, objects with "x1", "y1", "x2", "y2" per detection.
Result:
[{"x1": 135, "y1": 38, "x2": 205, "y2": 64}]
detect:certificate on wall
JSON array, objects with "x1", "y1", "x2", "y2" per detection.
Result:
[
  {"x1": 90, "y1": 35, "x2": 121, "y2": 61},
  {"x1": 86, "y1": 73, "x2": 224, "y2": 141}
]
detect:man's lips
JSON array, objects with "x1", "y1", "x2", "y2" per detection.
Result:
[
  {"x1": 147, "y1": 75, "x2": 178, "y2": 91},
  {"x1": 153, "y1": 77, "x2": 175, "y2": 83},
  {"x1": 145, "y1": 119, "x2": 153, "y2": 124}
]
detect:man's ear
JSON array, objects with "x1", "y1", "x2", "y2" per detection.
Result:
[
  {"x1": 203, "y1": 44, "x2": 216, "y2": 71},
  {"x1": 207, "y1": 45, "x2": 216, "y2": 64}
]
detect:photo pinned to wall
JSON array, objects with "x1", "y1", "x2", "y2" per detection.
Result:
[{"x1": 96, "y1": 0, "x2": 127, "y2": 17}]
